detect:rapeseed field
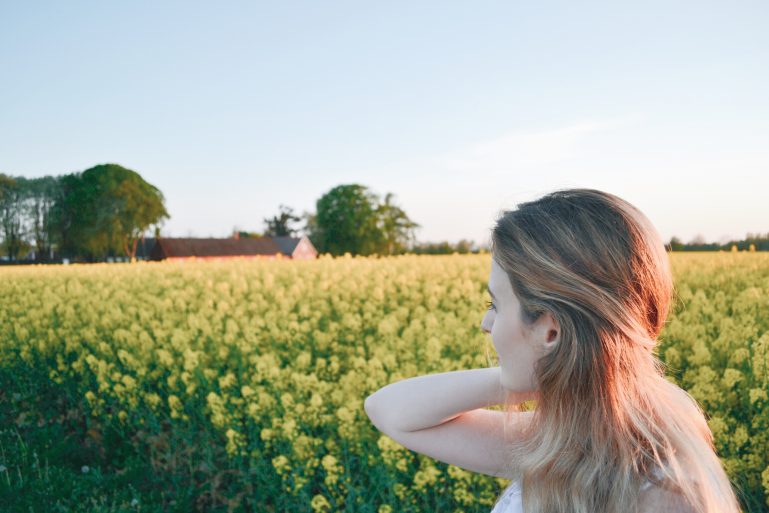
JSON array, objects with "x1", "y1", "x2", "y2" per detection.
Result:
[{"x1": 0, "y1": 253, "x2": 766, "y2": 512}]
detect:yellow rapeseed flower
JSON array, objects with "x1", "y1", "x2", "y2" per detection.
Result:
[{"x1": 310, "y1": 494, "x2": 330, "y2": 513}]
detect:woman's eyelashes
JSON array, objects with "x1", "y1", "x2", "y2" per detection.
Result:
[{"x1": 485, "y1": 300, "x2": 496, "y2": 311}]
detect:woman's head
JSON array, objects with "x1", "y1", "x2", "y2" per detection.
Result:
[
  {"x1": 485, "y1": 188, "x2": 742, "y2": 513},
  {"x1": 484, "y1": 188, "x2": 673, "y2": 409}
]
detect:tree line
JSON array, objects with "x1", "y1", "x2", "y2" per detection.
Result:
[
  {"x1": 3, "y1": 162, "x2": 763, "y2": 263},
  {"x1": 0, "y1": 164, "x2": 168, "y2": 263},
  {"x1": 4, "y1": 162, "x2": 761, "y2": 263},
  {"x1": 666, "y1": 233, "x2": 769, "y2": 252},
  {"x1": 1, "y1": 164, "x2": 485, "y2": 263}
]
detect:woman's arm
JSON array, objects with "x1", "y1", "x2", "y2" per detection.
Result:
[{"x1": 364, "y1": 366, "x2": 528, "y2": 433}]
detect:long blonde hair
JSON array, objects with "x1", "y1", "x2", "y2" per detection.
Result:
[{"x1": 488, "y1": 188, "x2": 743, "y2": 513}]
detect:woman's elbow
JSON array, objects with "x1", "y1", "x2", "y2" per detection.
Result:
[{"x1": 364, "y1": 392, "x2": 392, "y2": 432}]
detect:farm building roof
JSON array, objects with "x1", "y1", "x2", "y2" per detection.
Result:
[
  {"x1": 150, "y1": 237, "x2": 285, "y2": 259},
  {"x1": 271, "y1": 235, "x2": 303, "y2": 255}
]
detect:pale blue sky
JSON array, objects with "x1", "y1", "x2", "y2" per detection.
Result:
[{"x1": 1, "y1": 1, "x2": 767, "y2": 246}]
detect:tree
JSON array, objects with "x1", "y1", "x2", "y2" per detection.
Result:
[
  {"x1": 263, "y1": 204, "x2": 302, "y2": 237},
  {"x1": 314, "y1": 184, "x2": 384, "y2": 256},
  {"x1": 667, "y1": 236, "x2": 684, "y2": 252},
  {"x1": 300, "y1": 210, "x2": 318, "y2": 242},
  {"x1": 49, "y1": 172, "x2": 83, "y2": 260},
  {"x1": 313, "y1": 184, "x2": 420, "y2": 256},
  {"x1": 375, "y1": 192, "x2": 420, "y2": 255},
  {"x1": 454, "y1": 239, "x2": 473, "y2": 254},
  {"x1": 50, "y1": 164, "x2": 169, "y2": 261},
  {"x1": 235, "y1": 230, "x2": 264, "y2": 239},
  {"x1": 24, "y1": 175, "x2": 60, "y2": 261},
  {"x1": 0, "y1": 174, "x2": 26, "y2": 260}
]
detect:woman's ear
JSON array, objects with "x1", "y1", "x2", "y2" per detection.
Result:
[{"x1": 540, "y1": 312, "x2": 560, "y2": 355}]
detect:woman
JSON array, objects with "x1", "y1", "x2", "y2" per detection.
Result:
[{"x1": 364, "y1": 188, "x2": 743, "y2": 513}]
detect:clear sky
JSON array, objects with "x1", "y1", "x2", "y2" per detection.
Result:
[{"x1": 1, "y1": 1, "x2": 767, "y2": 247}]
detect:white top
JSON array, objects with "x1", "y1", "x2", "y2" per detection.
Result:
[
  {"x1": 490, "y1": 476, "x2": 657, "y2": 513},
  {"x1": 490, "y1": 480, "x2": 522, "y2": 513}
]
